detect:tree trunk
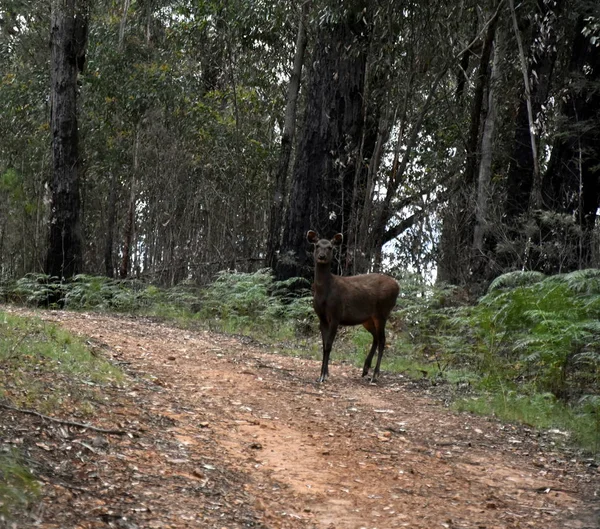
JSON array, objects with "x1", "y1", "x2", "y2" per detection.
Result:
[
  {"x1": 120, "y1": 129, "x2": 139, "y2": 279},
  {"x1": 277, "y1": 3, "x2": 369, "y2": 281},
  {"x1": 541, "y1": 13, "x2": 600, "y2": 269},
  {"x1": 508, "y1": 0, "x2": 541, "y2": 209},
  {"x1": 265, "y1": 1, "x2": 309, "y2": 271},
  {"x1": 463, "y1": 13, "x2": 498, "y2": 189},
  {"x1": 118, "y1": 0, "x2": 131, "y2": 50},
  {"x1": 472, "y1": 32, "x2": 500, "y2": 275},
  {"x1": 437, "y1": 13, "x2": 498, "y2": 285},
  {"x1": 504, "y1": 0, "x2": 562, "y2": 222},
  {"x1": 104, "y1": 172, "x2": 117, "y2": 277},
  {"x1": 46, "y1": 0, "x2": 87, "y2": 280}
]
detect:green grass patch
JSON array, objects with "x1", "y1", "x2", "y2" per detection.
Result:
[
  {"x1": 455, "y1": 391, "x2": 600, "y2": 454},
  {"x1": 0, "y1": 310, "x2": 123, "y2": 413},
  {"x1": 0, "y1": 309, "x2": 124, "y2": 522}
]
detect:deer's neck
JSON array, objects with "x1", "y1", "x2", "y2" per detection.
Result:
[{"x1": 314, "y1": 263, "x2": 334, "y2": 290}]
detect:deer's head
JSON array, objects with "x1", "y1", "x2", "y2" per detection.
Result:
[{"x1": 307, "y1": 231, "x2": 343, "y2": 265}]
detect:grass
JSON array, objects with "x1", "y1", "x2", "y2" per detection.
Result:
[
  {"x1": 455, "y1": 391, "x2": 600, "y2": 453},
  {"x1": 0, "y1": 311, "x2": 123, "y2": 412}
]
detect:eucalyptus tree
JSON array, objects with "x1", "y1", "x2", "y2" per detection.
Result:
[
  {"x1": 265, "y1": 0, "x2": 309, "y2": 271},
  {"x1": 276, "y1": 0, "x2": 495, "y2": 280},
  {"x1": 539, "y1": 7, "x2": 600, "y2": 272},
  {"x1": 277, "y1": 1, "x2": 372, "y2": 281},
  {"x1": 0, "y1": 1, "x2": 52, "y2": 278},
  {"x1": 46, "y1": 0, "x2": 89, "y2": 280},
  {"x1": 80, "y1": 0, "x2": 298, "y2": 283}
]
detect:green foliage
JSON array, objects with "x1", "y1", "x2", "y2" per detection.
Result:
[
  {"x1": 456, "y1": 270, "x2": 600, "y2": 398},
  {"x1": 488, "y1": 271, "x2": 546, "y2": 292},
  {"x1": 0, "y1": 449, "x2": 40, "y2": 523},
  {"x1": 5, "y1": 270, "x2": 314, "y2": 341},
  {"x1": 64, "y1": 275, "x2": 162, "y2": 312},
  {"x1": 13, "y1": 274, "x2": 66, "y2": 308},
  {"x1": 0, "y1": 311, "x2": 123, "y2": 407},
  {"x1": 391, "y1": 274, "x2": 472, "y2": 373},
  {"x1": 384, "y1": 271, "x2": 600, "y2": 454},
  {"x1": 6, "y1": 274, "x2": 195, "y2": 314},
  {"x1": 199, "y1": 269, "x2": 313, "y2": 337}
]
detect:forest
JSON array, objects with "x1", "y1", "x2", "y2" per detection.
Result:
[
  {"x1": 0, "y1": 0, "x2": 597, "y2": 287},
  {"x1": 1, "y1": 0, "x2": 600, "y2": 421},
  {"x1": 1, "y1": 1, "x2": 600, "y2": 525}
]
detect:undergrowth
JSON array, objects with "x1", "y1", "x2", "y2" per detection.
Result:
[
  {"x1": 198, "y1": 269, "x2": 314, "y2": 340},
  {"x1": 390, "y1": 270, "x2": 600, "y2": 455},
  {"x1": 0, "y1": 449, "x2": 40, "y2": 524},
  {"x1": 0, "y1": 311, "x2": 123, "y2": 411}
]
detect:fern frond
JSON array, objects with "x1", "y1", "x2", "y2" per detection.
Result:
[{"x1": 488, "y1": 271, "x2": 546, "y2": 292}]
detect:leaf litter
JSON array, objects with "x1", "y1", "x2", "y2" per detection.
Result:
[{"x1": 1, "y1": 307, "x2": 599, "y2": 529}]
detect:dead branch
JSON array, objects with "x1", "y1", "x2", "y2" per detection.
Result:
[{"x1": 0, "y1": 402, "x2": 128, "y2": 435}]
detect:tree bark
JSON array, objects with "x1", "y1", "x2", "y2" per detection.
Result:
[
  {"x1": 508, "y1": 0, "x2": 541, "y2": 208},
  {"x1": 104, "y1": 172, "x2": 117, "y2": 277},
  {"x1": 504, "y1": 0, "x2": 561, "y2": 222},
  {"x1": 472, "y1": 33, "x2": 500, "y2": 271},
  {"x1": 120, "y1": 129, "x2": 139, "y2": 279},
  {"x1": 277, "y1": 3, "x2": 370, "y2": 281},
  {"x1": 265, "y1": 1, "x2": 309, "y2": 271},
  {"x1": 46, "y1": 0, "x2": 88, "y2": 280},
  {"x1": 118, "y1": 0, "x2": 131, "y2": 50},
  {"x1": 463, "y1": 12, "x2": 498, "y2": 189}
]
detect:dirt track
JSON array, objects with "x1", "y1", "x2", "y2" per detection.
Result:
[{"x1": 3, "y1": 309, "x2": 600, "y2": 528}]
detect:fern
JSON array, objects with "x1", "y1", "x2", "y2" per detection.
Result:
[{"x1": 488, "y1": 271, "x2": 546, "y2": 292}]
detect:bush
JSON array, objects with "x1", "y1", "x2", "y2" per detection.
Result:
[
  {"x1": 12, "y1": 274, "x2": 65, "y2": 307},
  {"x1": 447, "y1": 270, "x2": 600, "y2": 399},
  {"x1": 199, "y1": 269, "x2": 313, "y2": 336},
  {"x1": 0, "y1": 450, "x2": 40, "y2": 523}
]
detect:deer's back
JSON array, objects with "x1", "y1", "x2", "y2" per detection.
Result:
[{"x1": 315, "y1": 273, "x2": 399, "y2": 326}]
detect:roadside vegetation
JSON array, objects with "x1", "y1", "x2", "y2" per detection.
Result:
[
  {"x1": 2, "y1": 268, "x2": 600, "y2": 520},
  {"x1": 0, "y1": 309, "x2": 124, "y2": 525}
]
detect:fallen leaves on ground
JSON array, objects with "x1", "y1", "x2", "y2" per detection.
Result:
[{"x1": 2, "y1": 308, "x2": 599, "y2": 529}]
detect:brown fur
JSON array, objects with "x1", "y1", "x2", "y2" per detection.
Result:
[{"x1": 307, "y1": 231, "x2": 400, "y2": 382}]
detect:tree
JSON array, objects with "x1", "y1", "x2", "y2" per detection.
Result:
[
  {"x1": 265, "y1": 1, "x2": 309, "y2": 271},
  {"x1": 46, "y1": 0, "x2": 88, "y2": 280},
  {"x1": 504, "y1": 0, "x2": 562, "y2": 223},
  {"x1": 540, "y1": 11, "x2": 600, "y2": 270},
  {"x1": 277, "y1": 3, "x2": 370, "y2": 281},
  {"x1": 435, "y1": 4, "x2": 500, "y2": 285}
]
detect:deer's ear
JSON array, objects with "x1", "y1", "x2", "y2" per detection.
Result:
[
  {"x1": 307, "y1": 230, "x2": 319, "y2": 244},
  {"x1": 332, "y1": 233, "x2": 343, "y2": 246}
]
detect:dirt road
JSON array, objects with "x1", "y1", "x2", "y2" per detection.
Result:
[{"x1": 3, "y1": 309, "x2": 599, "y2": 528}]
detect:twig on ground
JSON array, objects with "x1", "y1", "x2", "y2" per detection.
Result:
[{"x1": 0, "y1": 402, "x2": 128, "y2": 435}]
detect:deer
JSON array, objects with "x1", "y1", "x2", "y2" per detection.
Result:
[{"x1": 307, "y1": 230, "x2": 400, "y2": 383}]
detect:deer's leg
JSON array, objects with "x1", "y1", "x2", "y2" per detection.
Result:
[
  {"x1": 361, "y1": 318, "x2": 378, "y2": 377},
  {"x1": 371, "y1": 319, "x2": 387, "y2": 382},
  {"x1": 318, "y1": 319, "x2": 338, "y2": 383}
]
